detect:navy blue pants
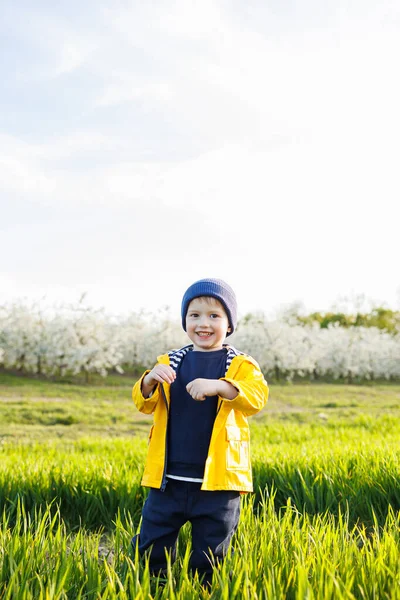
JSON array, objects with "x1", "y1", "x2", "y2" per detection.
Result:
[{"x1": 132, "y1": 479, "x2": 241, "y2": 580}]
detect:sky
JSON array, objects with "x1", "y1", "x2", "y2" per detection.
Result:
[{"x1": 1, "y1": 0, "x2": 399, "y2": 320}]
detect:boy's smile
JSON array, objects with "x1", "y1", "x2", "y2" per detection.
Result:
[{"x1": 185, "y1": 297, "x2": 231, "y2": 351}]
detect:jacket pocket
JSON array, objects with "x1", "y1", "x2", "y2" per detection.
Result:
[{"x1": 225, "y1": 426, "x2": 250, "y2": 471}]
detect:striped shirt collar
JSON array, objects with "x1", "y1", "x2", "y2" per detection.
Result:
[{"x1": 167, "y1": 344, "x2": 244, "y2": 374}]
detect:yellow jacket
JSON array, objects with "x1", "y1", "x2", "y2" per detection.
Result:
[{"x1": 132, "y1": 346, "x2": 269, "y2": 492}]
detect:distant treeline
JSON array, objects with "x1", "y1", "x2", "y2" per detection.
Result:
[{"x1": 293, "y1": 307, "x2": 400, "y2": 332}]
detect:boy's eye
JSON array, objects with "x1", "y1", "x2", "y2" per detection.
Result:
[
  {"x1": 210, "y1": 313, "x2": 220, "y2": 319},
  {"x1": 189, "y1": 313, "x2": 199, "y2": 318}
]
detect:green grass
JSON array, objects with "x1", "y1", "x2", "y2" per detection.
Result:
[
  {"x1": 1, "y1": 372, "x2": 399, "y2": 441},
  {"x1": 0, "y1": 373, "x2": 151, "y2": 440},
  {"x1": 0, "y1": 373, "x2": 399, "y2": 598},
  {"x1": 0, "y1": 495, "x2": 399, "y2": 599}
]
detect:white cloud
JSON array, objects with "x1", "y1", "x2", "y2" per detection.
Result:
[
  {"x1": 1, "y1": 1, "x2": 399, "y2": 315},
  {"x1": 3, "y1": 7, "x2": 99, "y2": 80},
  {"x1": 95, "y1": 80, "x2": 173, "y2": 108}
]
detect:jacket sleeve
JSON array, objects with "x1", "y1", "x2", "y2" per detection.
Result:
[
  {"x1": 132, "y1": 370, "x2": 162, "y2": 414},
  {"x1": 220, "y1": 358, "x2": 269, "y2": 416}
]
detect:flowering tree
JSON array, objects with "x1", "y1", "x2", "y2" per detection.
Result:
[
  {"x1": 118, "y1": 306, "x2": 187, "y2": 371},
  {"x1": 232, "y1": 314, "x2": 322, "y2": 381},
  {"x1": 0, "y1": 300, "x2": 123, "y2": 380},
  {"x1": 1, "y1": 299, "x2": 399, "y2": 382},
  {"x1": 0, "y1": 302, "x2": 46, "y2": 374},
  {"x1": 313, "y1": 325, "x2": 400, "y2": 381}
]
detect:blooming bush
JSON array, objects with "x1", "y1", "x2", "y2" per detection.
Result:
[{"x1": 0, "y1": 300, "x2": 399, "y2": 381}]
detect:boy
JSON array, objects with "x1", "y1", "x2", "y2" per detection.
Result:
[{"x1": 131, "y1": 278, "x2": 268, "y2": 586}]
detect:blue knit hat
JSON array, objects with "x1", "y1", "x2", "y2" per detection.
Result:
[{"x1": 181, "y1": 278, "x2": 237, "y2": 337}]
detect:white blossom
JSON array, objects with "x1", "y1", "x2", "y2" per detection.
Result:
[{"x1": 1, "y1": 300, "x2": 399, "y2": 381}]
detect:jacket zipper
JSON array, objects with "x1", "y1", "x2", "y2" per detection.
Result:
[
  {"x1": 160, "y1": 383, "x2": 169, "y2": 491},
  {"x1": 216, "y1": 397, "x2": 223, "y2": 417}
]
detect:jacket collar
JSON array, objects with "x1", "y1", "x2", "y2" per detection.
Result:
[{"x1": 162, "y1": 344, "x2": 245, "y2": 375}]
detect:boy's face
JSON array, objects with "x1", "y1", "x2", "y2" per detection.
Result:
[{"x1": 185, "y1": 297, "x2": 231, "y2": 352}]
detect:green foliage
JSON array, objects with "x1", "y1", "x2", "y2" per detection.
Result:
[
  {"x1": 0, "y1": 419, "x2": 398, "y2": 531},
  {"x1": 1, "y1": 373, "x2": 399, "y2": 441},
  {"x1": 0, "y1": 495, "x2": 399, "y2": 598},
  {"x1": 297, "y1": 306, "x2": 400, "y2": 332},
  {"x1": 0, "y1": 378, "x2": 400, "y2": 597}
]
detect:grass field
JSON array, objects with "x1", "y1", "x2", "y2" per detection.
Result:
[{"x1": 0, "y1": 373, "x2": 399, "y2": 598}]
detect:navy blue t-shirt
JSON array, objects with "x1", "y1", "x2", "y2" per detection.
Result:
[{"x1": 167, "y1": 348, "x2": 227, "y2": 479}]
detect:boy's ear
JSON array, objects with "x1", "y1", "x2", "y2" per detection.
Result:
[{"x1": 227, "y1": 327, "x2": 232, "y2": 333}]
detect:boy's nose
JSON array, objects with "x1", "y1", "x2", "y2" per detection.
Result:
[{"x1": 198, "y1": 315, "x2": 210, "y2": 326}]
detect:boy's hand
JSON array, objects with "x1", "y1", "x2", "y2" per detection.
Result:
[
  {"x1": 144, "y1": 365, "x2": 176, "y2": 387},
  {"x1": 141, "y1": 365, "x2": 176, "y2": 398},
  {"x1": 186, "y1": 379, "x2": 219, "y2": 401},
  {"x1": 186, "y1": 378, "x2": 239, "y2": 401}
]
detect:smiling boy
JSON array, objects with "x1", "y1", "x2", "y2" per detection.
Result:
[{"x1": 131, "y1": 278, "x2": 269, "y2": 586}]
